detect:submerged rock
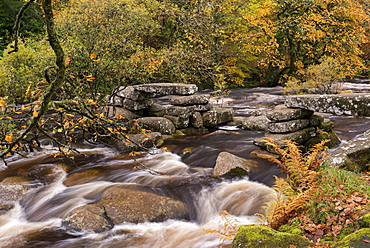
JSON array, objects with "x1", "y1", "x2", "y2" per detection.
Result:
[
  {"x1": 213, "y1": 152, "x2": 258, "y2": 177},
  {"x1": 64, "y1": 169, "x2": 102, "y2": 187},
  {"x1": 232, "y1": 225, "x2": 313, "y2": 248},
  {"x1": 0, "y1": 177, "x2": 31, "y2": 215}
]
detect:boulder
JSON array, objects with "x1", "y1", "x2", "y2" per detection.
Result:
[
  {"x1": 327, "y1": 129, "x2": 370, "y2": 170},
  {"x1": 0, "y1": 177, "x2": 31, "y2": 215},
  {"x1": 137, "y1": 117, "x2": 176, "y2": 134},
  {"x1": 122, "y1": 98, "x2": 153, "y2": 111},
  {"x1": 213, "y1": 152, "x2": 258, "y2": 177},
  {"x1": 285, "y1": 93, "x2": 370, "y2": 116},
  {"x1": 254, "y1": 127, "x2": 316, "y2": 152},
  {"x1": 164, "y1": 115, "x2": 189, "y2": 129},
  {"x1": 303, "y1": 130, "x2": 340, "y2": 149},
  {"x1": 232, "y1": 225, "x2": 313, "y2": 248},
  {"x1": 99, "y1": 187, "x2": 189, "y2": 224},
  {"x1": 267, "y1": 119, "x2": 310, "y2": 133},
  {"x1": 202, "y1": 108, "x2": 234, "y2": 127},
  {"x1": 266, "y1": 108, "x2": 314, "y2": 122},
  {"x1": 333, "y1": 228, "x2": 370, "y2": 248},
  {"x1": 133, "y1": 83, "x2": 198, "y2": 96},
  {"x1": 169, "y1": 94, "x2": 210, "y2": 105},
  {"x1": 62, "y1": 204, "x2": 113, "y2": 233},
  {"x1": 234, "y1": 116, "x2": 270, "y2": 131},
  {"x1": 63, "y1": 187, "x2": 190, "y2": 232}
]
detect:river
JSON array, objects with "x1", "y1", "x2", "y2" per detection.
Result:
[{"x1": 1, "y1": 84, "x2": 370, "y2": 248}]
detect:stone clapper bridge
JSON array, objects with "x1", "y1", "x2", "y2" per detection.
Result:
[{"x1": 110, "y1": 84, "x2": 370, "y2": 171}]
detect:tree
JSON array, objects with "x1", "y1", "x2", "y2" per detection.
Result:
[
  {"x1": 0, "y1": 0, "x2": 149, "y2": 164},
  {"x1": 271, "y1": 0, "x2": 369, "y2": 86}
]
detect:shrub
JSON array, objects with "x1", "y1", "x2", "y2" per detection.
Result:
[{"x1": 0, "y1": 39, "x2": 55, "y2": 104}]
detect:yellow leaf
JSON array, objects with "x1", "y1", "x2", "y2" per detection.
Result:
[
  {"x1": 0, "y1": 100, "x2": 6, "y2": 107},
  {"x1": 5, "y1": 134, "x2": 13, "y2": 142},
  {"x1": 57, "y1": 128, "x2": 63, "y2": 133},
  {"x1": 33, "y1": 109, "x2": 38, "y2": 117}
]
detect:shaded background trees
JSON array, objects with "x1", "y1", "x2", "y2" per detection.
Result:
[{"x1": 0, "y1": 0, "x2": 369, "y2": 104}]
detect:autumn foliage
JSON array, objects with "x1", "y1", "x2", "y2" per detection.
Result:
[{"x1": 260, "y1": 138, "x2": 370, "y2": 246}]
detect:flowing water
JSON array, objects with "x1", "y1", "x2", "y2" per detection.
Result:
[{"x1": 1, "y1": 84, "x2": 370, "y2": 248}]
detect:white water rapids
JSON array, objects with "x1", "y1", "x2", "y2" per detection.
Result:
[{"x1": 0, "y1": 148, "x2": 275, "y2": 248}]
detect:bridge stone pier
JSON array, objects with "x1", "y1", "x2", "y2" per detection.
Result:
[
  {"x1": 285, "y1": 93, "x2": 370, "y2": 116},
  {"x1": 110, "y1": 83, "x2": 234, "y2": 136}
]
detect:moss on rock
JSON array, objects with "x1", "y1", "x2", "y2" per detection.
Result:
[
  {"x1": 359, "y1": 214, "x2": 370, "y2": 228},
  {"x1": 333, "y1": 228, "x2": 370, "y2": 248},
  {"x1": 231, "y1": 225, "x2": 313, "y2": 248}
]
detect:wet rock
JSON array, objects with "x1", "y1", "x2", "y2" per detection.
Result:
[
  {"x1": 105, "y1": 106, "x2": 139, "y2": 120},
  {"x1": 190, "y1": 112, "x2": 203, "y2": 128},
  {"x1": 62, "y1": 204, "x2": 113, "y2": 233},
  {"x1": 254, "y1": 127, "x2": 316, "y2": 152},
  {"x1": 250, "y1": 149, "x2": 279, "y2": 160},
  {"x1": 234, "y1": 116, "x2": 270, "y2": 131},
  {"x1": 169, "y1": 94, "x2": 210, "y2": 105},
  {"x1": 232, "y1": 225, "x2": 313, "y2": 248},
  {"x1": 267, "y1": 119, "x2": 310, "y2": 133},
  {"x1": 266, "y1": 108, "x2": 314, "y2": 122},
  {"x1": 63, "y1": 187, "x2": 190, "y2": 233},
  {"x1": 177, "y1": 127, "x2": 208, "y2": 135},
  {"x1": 327, "y1": 129, "x2": 370, "y2": 170},
  {"x1": 285, "y1": 93, "x2": 370, "y2": 116},
  {"x1": 0, "y1": 177, "x2": 31, "y2": 215},
  {"x1": 137, "y1": 117, "x2": 176, "y2": 134},
  {"x1": 64, "y1": 169, "x2": 102, "y2": 187},
  {"x1": 99, "y1": 187, "x2": 189, "y2": 224},
  {"x1": 304, "y1": 130, "x2": 340, "y2": 149},
  {"x1": 213, "y1": 152, "x2": 258, "y2": 177},
  {"x1": 319, "y1": 119, "x2": 334, "y2": 132},
  {"x1": 133, "y1": 83, "x2": 198, "y2": 96},
  {"x1": 164, "y1": 115, "x2": 189, "y2": 129},
  {"x1": 202, "y1": 108, "x2": 234, "y2": 127},
  {"x1": 122, "y1": 98, "x2": 153, "y2": 111}
]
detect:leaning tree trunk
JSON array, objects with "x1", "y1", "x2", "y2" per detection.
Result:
[{"x1": 0, "y1": 0, "x2": 65, "y2": 159}]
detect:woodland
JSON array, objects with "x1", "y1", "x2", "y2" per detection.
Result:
[{"x1": 0, "y1": 0, "x2": 370, "y2": 247}]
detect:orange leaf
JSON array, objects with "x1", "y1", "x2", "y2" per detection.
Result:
[
  {"x1": 33, "y1": 109, "x2": 38, "y2": 117},
  {"x1": 5, "y1": 134, "x2": 12, "y2": 142},
  {"x1": 89, "y1": 53, "x2": 96, "y2": 59},
  {"x1": 65, "y1": 56, "x2": 71, "y2": 65}
]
